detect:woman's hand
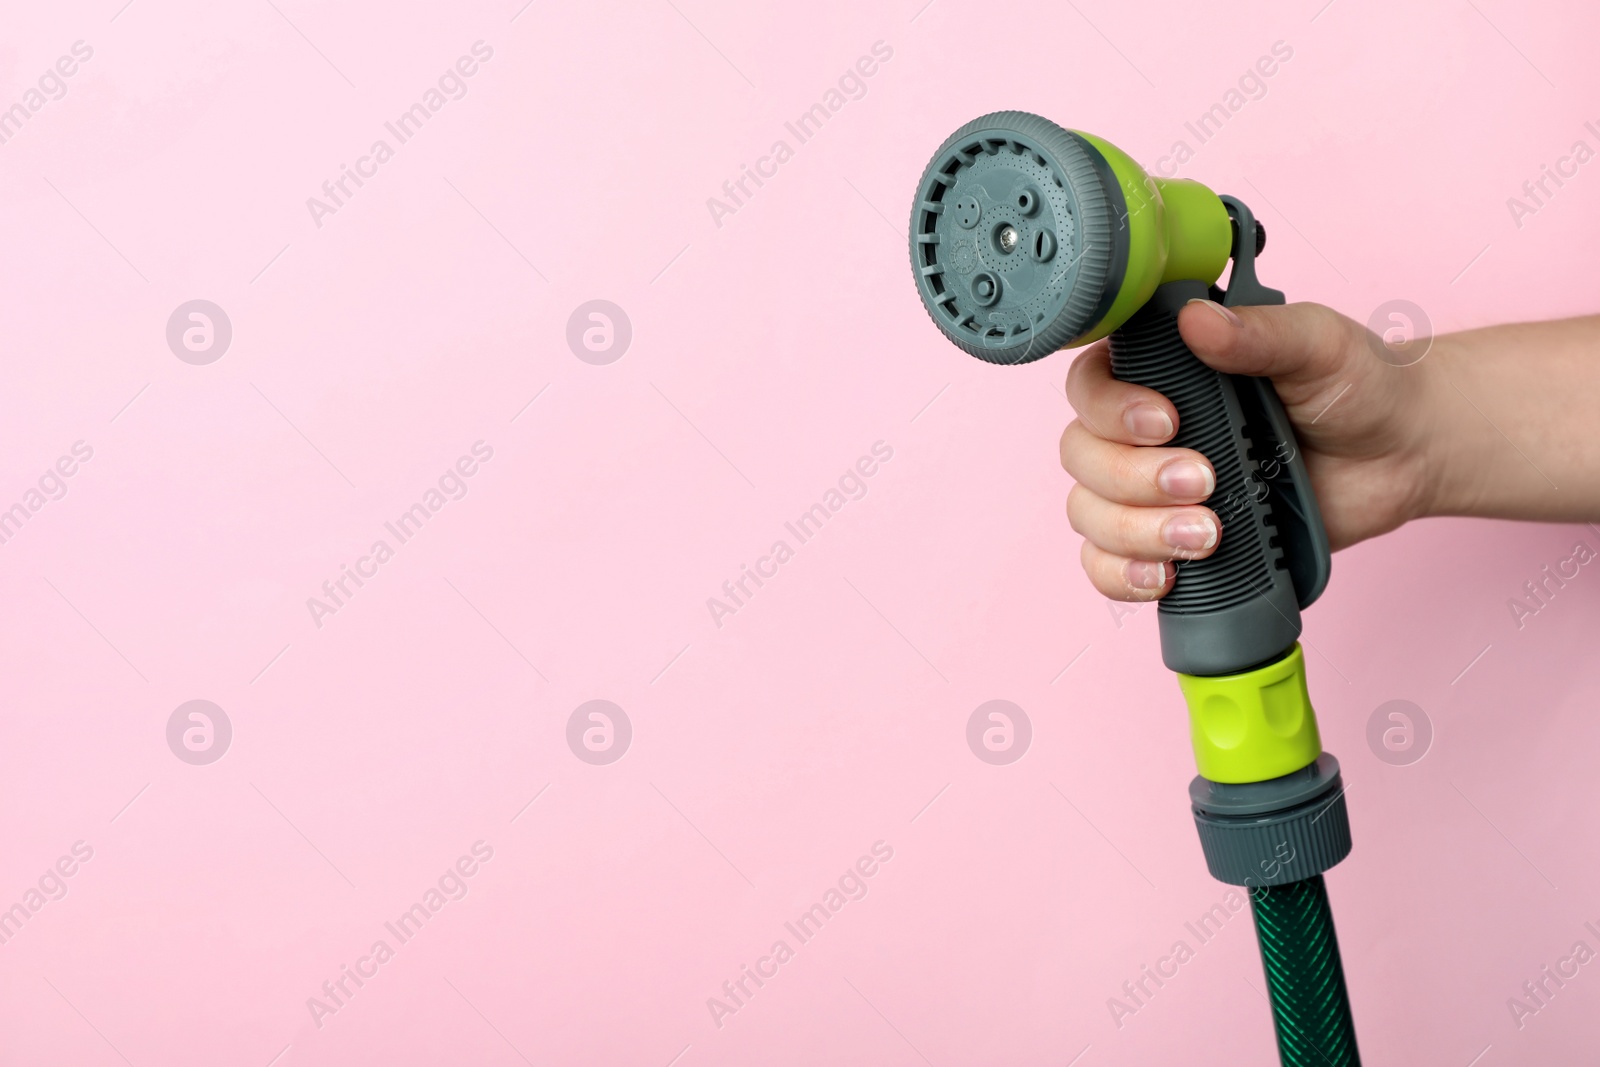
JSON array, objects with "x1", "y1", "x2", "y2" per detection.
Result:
[{"x1": 1061, "y1": 299, "x2": 1438, "y2": 602}]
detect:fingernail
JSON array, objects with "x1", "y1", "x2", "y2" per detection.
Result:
[
  {"x1": 1163, "y1": 514, "x2": 1218, "y2": 552},
  {"x1": 1187, "y1": 298, "x2": 1243, "y2": 328},
  {"x1": 1123, "y1": 404, "x2": 1173, "y2": 440},
  {"x1": 1157, "y1": 459, "x2": 1215, "y2": 499},
  {"x1": 1126, "y1": 560, "x2": 1171, "y2": 591}
]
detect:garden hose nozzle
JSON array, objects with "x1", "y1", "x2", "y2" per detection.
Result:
[{"x1": 909, "y1": 112, "x2": 1361, "y2": 1065}]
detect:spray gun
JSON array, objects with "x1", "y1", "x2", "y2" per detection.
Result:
[{"x1": 909, "y1": 112, "x2": 1360, "y2": 1065}]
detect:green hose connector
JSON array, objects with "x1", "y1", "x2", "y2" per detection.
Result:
[
  {"x1": 1251, "y1": 875, "x2": 1360, "y2": 1066},
  {"x1": 1178, "y1": 643, "x2": 1321, "y2": 784}
]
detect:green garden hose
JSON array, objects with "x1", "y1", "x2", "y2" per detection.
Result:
[{"x1": 1253, "y1": 876, "x2": 1360, "y2": 1066}]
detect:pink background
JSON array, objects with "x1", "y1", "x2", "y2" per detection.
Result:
[{"x1": 2, "y1": 0, "x2": 1599, "y2": 1063}]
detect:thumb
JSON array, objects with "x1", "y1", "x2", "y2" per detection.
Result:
[{"x1": 1177, "y1": 299, "x2": 1367, "y2": 404}]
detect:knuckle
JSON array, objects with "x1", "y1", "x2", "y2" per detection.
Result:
[
  {"x1": 1063, "y1": 351, "x2": 1093, "y2": 401},
  {"x1": 1307, "y1": 302, "x2": 1355, "y2": 358},
  {"x1": 1065, "y1": 485, "x2": 1089, "y2": 533},
  {"x1": 1059, "y1": 420, "x2": 1084, "y2": 470},
  {"x1": 1105, "y1": 448, "x2": 1148, "y2": 499},
  {"x1": 1065, "y1": 343, "x2": 1111, "y2": 407},
  {"x1": 1091, "y1": 564, "x2": 1131, "y2": 602},
  {"x1": 1112, "y1": 504, "x2": 1149, "y2": 551}
]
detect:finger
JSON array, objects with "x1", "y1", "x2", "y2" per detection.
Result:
[
  {"x1": 1064, "y1": 341, "x2": 1179, "y2": 445},
  {"x1": 1060, "y1": 420, "x2": 1216, "y2": 505},
  {"x1": 1178, "y1": 300, "x2": 1365, "y2": 391},
  {"x1": 1080, "y1": 540, "x2": 1173, "y2": 602},
  {"x1": 1067, "y1": 485, "x2": 1220, "y2": 562}
]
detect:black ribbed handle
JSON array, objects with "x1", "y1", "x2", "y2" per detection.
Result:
[{"x1": 1106, "y1": 280, "x2": 1300, "y2": 676}]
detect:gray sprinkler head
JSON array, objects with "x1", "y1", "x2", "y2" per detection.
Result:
[{"x1": 909, "y1": 111, "x2": 1128, "y2": 366}]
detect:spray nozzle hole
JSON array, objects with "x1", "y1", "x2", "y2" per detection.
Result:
[
  {"x1": 970, "y1": 271, "x2": 1001, "y2": 306},
  {"x1": 1032, "y1": 229, "x2": 1057, "y2": 262}
]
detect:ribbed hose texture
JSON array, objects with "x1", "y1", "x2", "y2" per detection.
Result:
[
  {"x1": 1108, "y1": 285, "x2": 1277, "y2": 615},
  {"x1": 1251, "y1": 876, "x2": 1361, "y2": 1066}
]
